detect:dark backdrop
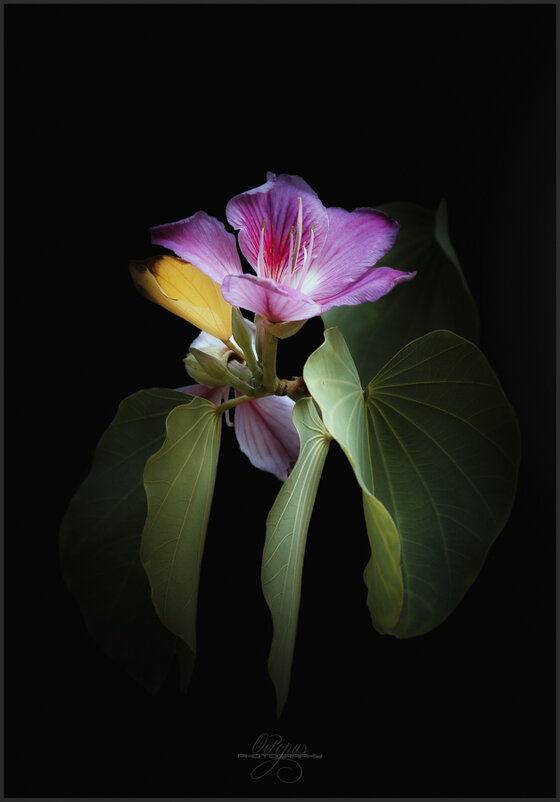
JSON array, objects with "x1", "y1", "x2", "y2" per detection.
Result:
[{"x1": 5, "y1": 3, "x2": 555, "y2": 798}]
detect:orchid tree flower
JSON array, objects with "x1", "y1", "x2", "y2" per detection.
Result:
[
  {"x1": 179, "y1": 330, "x2": 300, "y2": 482},
  {"x1": 150, "y1": 172, "x2": 416, "y2": 326}
]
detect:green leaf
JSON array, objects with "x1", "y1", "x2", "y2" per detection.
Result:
[
  {"x1": 141, "y1": 396, "x2": 222, "y2": 656},
  {"x1": 362, "y1": 491, "x2": 403, "y2": 634},
  {"x1": 322, "y1": 200, "x2": 480, "y2": 385},
  {"x1": 305, "y1": 328, "x2": 520, "y2": 637},
  {"x1": 303, "y1": 327, "x2": 374, "y2": 496},
  {"x1": 59, "y1": 388, "x2": 192, "y2": 691},
  {"x1": 261, "y1": 398, "x2": 332, "y2": 716}
]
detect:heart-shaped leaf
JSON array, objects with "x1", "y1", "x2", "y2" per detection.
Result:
[
  {"x1": 322, "y1": 200, "x2": 480, "y2": 385},
  {"x1": 59, "y1": 388, "x2": 192, "y2": 691},
  {"x1": 141, "y1": 396, "x2": 222, "y2": 656},
  {"x1": 305, "y1": 328, "x2": 520, "y2": 637},
  {"x1": 261, "y1": 398, "x2": 332, "y2": 716}
]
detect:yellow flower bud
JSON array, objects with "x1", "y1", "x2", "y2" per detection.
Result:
[{"x1": 129, "y1": 255, "x2": 233, "y2": 342}]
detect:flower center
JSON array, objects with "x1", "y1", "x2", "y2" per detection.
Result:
[{"x1": 258, "y1": 196, "x2": 316, "y2": 288}]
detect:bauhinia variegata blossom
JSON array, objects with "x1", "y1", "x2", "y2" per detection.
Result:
[
  {"x1": 129, "y1": 172, "x2": 415, "y2": 480},
  {"x1": 149, "y1": 172, "x2": 416, "y2": 324},
  {"x1": 61, "y1": 175, "x2": 520, "y2": 721}
]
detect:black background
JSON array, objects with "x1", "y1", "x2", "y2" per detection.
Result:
[{"x1": 5, "y1": 3, "x2": 556, "y2": 798}]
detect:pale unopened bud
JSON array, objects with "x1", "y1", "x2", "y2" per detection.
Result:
[
  {"x1": 227, "y1": 359, "x2": 255, "y2": 386},
  {"x1": 184, "y1": 347, "x2": 231, "y2": 387}
]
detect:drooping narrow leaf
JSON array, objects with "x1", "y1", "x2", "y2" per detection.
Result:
[
  {"x1": 305, "y1": 327, "x2": 521, "y2": 637},
  {"x1": 261, "y1": 398, "x2": 332, "y2": 716},
  {"x1": 141, "y1": 396, "x2": 222, "y2": 656},
  {"x1": 59, "y1": 388, "x2": 193, "y2": 691},
  {"x1": 362, "y1": 491, "x2": 403, "y2": 634},
  {"x1": 323, "y1": 200, "x2": 480, "y2": 385}
]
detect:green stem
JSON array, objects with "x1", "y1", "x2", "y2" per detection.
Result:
[
  {"x1": 218, "y1": 394, "x2": 254, "y2": 414},
  {"x1": 259, "y1": 322, "x2": 279, "y2": 394},
  {"x1": 243, "y1": 344, "x2": 262, "y2": 383}
]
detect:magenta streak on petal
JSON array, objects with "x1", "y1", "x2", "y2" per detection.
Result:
[
  {"x1": 225, "y1": 174, "x2": 329, "y2": 282},
  {"x1": 318, "y1": 266, "x2": 416, "y2": 313},
  {"x1": 221, "y1": 274, "x2": 323, "y2": 322},
  {"x1": 233, "y1": 393, "x2": 299, "y2": 481},
  {"x1": 150, "y1": 211, "x2": 243, "y2": 284}
]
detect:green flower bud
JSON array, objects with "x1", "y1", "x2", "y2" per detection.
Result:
[{"x1": 184, "y1": 347, "x2": 231, "y2": 387}]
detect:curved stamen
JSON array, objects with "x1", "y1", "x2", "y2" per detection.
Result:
[
  {"x1": 284, "y1": 225, "x2": 295, "y2": 283},
  {"x1": 307, "y1": 222, "x2": 315, "y2": 264},
  {"x1": 293, "y1": 222, "x2": 315, "y2": 290},
  {"x1": 291, "y1": 196, "x2": 303, "y2": 273}
]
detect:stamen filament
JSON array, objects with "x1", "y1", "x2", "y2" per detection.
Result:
[
  {"x1": 291, "y1": 196, "x2": 303, "y2": 273},
  {"x1": 293, "y1": 222, "x2": 315, "y2": 291},
  {"x1": 283, "y1": 225, "x2": 295, "y2": 283}
]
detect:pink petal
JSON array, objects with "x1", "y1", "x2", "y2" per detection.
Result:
[
  {"x1": 225, "y1": 173, "x2": 329, "y2": 280},
  {"x1": 221, "y1": 274, "x2": 323, "y2": 323},
  {"x1": 174, "y1": 383, "x2": 227, "y2": 405},
  {"x1": 150, "y1": 211, "x2": 243, "y2": 284},
  {"x1": 234, "y1": 394, "x2": 299, "y2": 481},
  {"x1": 301, "y1": 206, "x2": 400, "y2": 301},
  {"x1": 319, "y1": 266, "x2": 416, "y2": 313}
]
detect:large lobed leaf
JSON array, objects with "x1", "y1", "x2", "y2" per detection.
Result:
[
  {"x1": 322, "y1": 200, "x2": 480, "y2": 385},
  {"x1": 140, "y1": 396, "x2": 222, "y2": 657},
  {"x1": 59, "y1": 388, "x2": 192, "y2": 691},
  {"x1": 305, "y1": 328, "x2": 520, "y2": 638},
  {"x1": 261, "y1": 398, "x2": 332, "y2": 716}
]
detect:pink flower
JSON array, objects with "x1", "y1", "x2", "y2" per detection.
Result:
[
  {"x1": 151, "y1": 173, "x2": 415, "y2": 324},
  {"x1": 177, "y1": 331, "x2": 299, "y2": 482}
]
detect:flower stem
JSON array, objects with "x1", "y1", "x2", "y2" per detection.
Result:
[
  {"x1": 218, "y1": 394, "x2": 253, "y2": 414},
  {"x1": 255, "y1": 316, "x2": 279, "y2": 394},
  {"x1": 261, "y1": 331, "x2": 278, "y2": 393}
]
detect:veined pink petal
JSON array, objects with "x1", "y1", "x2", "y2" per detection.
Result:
[
  {"x1": 150, "y1": 211, "x2": 243, "y2": 284},
  {"x1": 225, "y1": 173, "x2": 329, "y2": 281},
  {"x1": 319, "y1": 266, "x2": 416, "y2": 313},
  {"x1": 175, "y1": 383, "x2": 227, "y2": 405},
  {"x1": 221, "y1": 274, "x2": 323, "y2": 322},
  {"x1": 300, "y1": 207, "x2": 400, "y2": 301},
  {"x1": 234, "y1": 394, "x2": 299, "y2": 481}
]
